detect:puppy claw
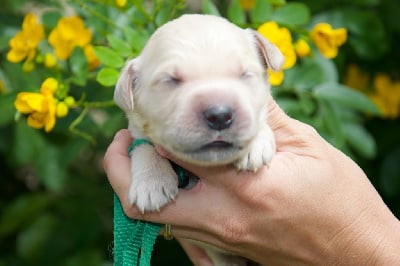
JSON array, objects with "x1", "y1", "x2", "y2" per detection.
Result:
[
  {"x1": 235, "y1": 129, "x2": 275, "y2": 172},
  {"x1": 170, "y1": 196, "x2": 176, "y2": 203}
]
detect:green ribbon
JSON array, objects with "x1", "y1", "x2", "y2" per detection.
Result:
[
  {"x1": 113, "y1": 138, "x2": 190, "y2": 266},
  {"x1": 113, "y1": 139, "x2": 161, "y2": 266},
  {"x1": 113, "y1": 194, "x2": 161, "y2": 266}
]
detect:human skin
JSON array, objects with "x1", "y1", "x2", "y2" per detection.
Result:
[{"x1": 103, "y1": 96, "x2": 400, "y2": 265}]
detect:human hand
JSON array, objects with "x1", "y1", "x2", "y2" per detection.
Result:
[{"x1": 104, "y1": 96, "x2": 400, "y2": 265}]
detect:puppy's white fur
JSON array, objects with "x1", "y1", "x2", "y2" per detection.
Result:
[{"x1": 114, "y1": 14, "x2": 284, "y2": 265}]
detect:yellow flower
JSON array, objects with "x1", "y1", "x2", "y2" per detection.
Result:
[
  {"x1": 48, "y1": 16, "x2": 92, "y2": 60},
  {"x1": 344, "y1": 64, "x2": 369, "y2": 91},
  {"x1": 374, "y1": 73, "x2": 391, "y2": 96},
  {"x1": 40, "y1": 77, "x2": 59, "y2": 95},
  {"x1": 240, "y1": 0, "x2": 255, "y2": 10},
  {"x1": 14, "y1": 78, "x2": 60, "y2": 132},
  {"x1": 268, "y1": 69, "x2": 284, "y2": 86},
  {"x1": 15, "y1": 92, "x2": 57, "y2": 132},
  {"x1": 44, "y1": 53, "x2": 57, "y2": 68},
  {"x1": 15, "y1": 92, "x2": 47, "y2": 113},
  {"x1": 368, "y1": 74, "x2": 400, "y2": 119},
  {"x1": 56, "y1": 102, "x2": 69, "y2": 117},
  {"x1": 258, "y1": 21, "x2": 296, "y2": 69},
  {"x1": 84, "y1": 45, "x2": 100, "y2": 70},
  {"x1": 310, "y1": 23, "x2": 347, "y2": 59},
  {"x1": 369, "y1": 93, "x2": 398, "y2": 119},
  {"x1": 115, "y1": 0, "x2": 127, "y2": 8},
  {"x1": 7, "y1": 13, "x2": 44, "y2": 63},
  {"x1": 294, "y1": 39, "x2": 311, "y2": 58}
]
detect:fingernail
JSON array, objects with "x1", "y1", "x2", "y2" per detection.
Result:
[
  {"x1": 114, "y1": 130, "x2": 125, "y2": 140},
  {"x1": 155, "y1": 145, "x2": 169, "y2": 158}
]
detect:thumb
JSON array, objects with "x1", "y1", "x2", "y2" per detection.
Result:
[{"x1": 267, "y1": 95, "x2": 292, "y2": 132}]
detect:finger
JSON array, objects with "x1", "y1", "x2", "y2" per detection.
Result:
[
  {"x1": 124, "y1": 183, "x2": 209, "y2": 225},
  {"x1": 103, "y1": 129, "x2": 132, "y2": 196},
  {"x1": 103, "y1": 130, "x2": 230, "y2": 227},
  {"x1": 177, "y1": 238, "x2": 213, "y2": 266},
  {"x1": 266, "y1": 95, "x2": 326, "y2": 155},
  {"x1": 167, "y1": 225, "x2": 246, "y2": 259},
  {"x1": 266, "y1": 94, "x2": 292, "y2": 132}
]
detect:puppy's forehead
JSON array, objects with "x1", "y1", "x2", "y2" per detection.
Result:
[{"x1": 140, "y1": 14, "x2": 255, "y2": 67}]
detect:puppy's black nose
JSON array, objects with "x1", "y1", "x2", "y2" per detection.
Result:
[{"x1": 203, "y1": 106, "x2": 233, "y2": 130}]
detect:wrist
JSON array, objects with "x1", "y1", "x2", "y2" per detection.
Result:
[
  {"x1": 330, "y1": 208, "x2": 400, "y2": 265},
  {"x1": 369, "y1": 216, "x2": 400, "y2": 265}
]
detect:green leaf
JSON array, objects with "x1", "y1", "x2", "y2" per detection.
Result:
[
  {"x1": 271, "y1": 2, "x2": 310, "y2": 26},
  {"x1": 93, "y1": 46, "x2": 125, "y2": 68},
  {"x1": 319, "y1": 100, "x2": 345, "y2": 148},
  {"x1": 35, "y1": 144, "x2": 68, "y2": 191},
  {"x1": 65, "y1": 250, "x2": 103, "y2": 266},
  {"x1": 276, "y1": 97, "x2": 302, "y2": 116},
  {"x1": 202, "y1": 0, "x2": 221, "y2": 16},
  {"x1": 70, "y1": 47, "x2": 88, "y2": 86},
  {"x1": 96, "y1": 67, "x2": 120, "y2": 87},
  {"x1": 41, "y1": 11, "x2": 61, "y2": 29},
  {"x1": 123, "y1": 27, "x2": 148, "y2": 53},
  {"x1": 227, "y1": 0, "x2": 246, "y2": 26},
  {"x1": 283, "y1": 60, "x2": 324, "y2": 92},
  {"x1": 17, "y1": 214, "x2": 57, "y2": 260},
  {"x1": 250, "y1": 0, "x2": 273, "y2": 24},
  {"x1": 344, "y1": 10, "x2": 388, "y2": 60},
  {"x1": 343, "y1": 122, "x2": 376, "y2": 158},
  {"x1": 0, "y1": 194, "x2": 50, "y2": 237},
  {"x1": 313, "y1": 82, "x2": 380, "y2": 115},
  {"x1": 154, "y1": 0, "x2": 180, "y2": 26},
  {"x1": 313, "y1": 52, "x2": 338, "y2": 83},
  {"x1": 0, "y1": 92, "x2": 16, "y2": 126},
  {"x1": 102, "y1": 111, "x2": 127, "y2": 138},
  {"x1": 12, "y1": 121, "x2": 43, "y2": 164},
  {"x1": 107, "y1": 35, "x2": 132, "y2": 57},
  {"x1": 269, "y1": 0, "x2": 286, "y2": 5},
  {"x1": 12, "y1": 122, "x2": 68, "y2": 191},
  {"x1": 298, "y1": 93, "x2": 316, "y2": 115}
]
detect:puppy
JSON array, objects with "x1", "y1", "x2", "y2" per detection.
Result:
[{"x1": 114, "y1": 14, "x2": 284, "y2": 265}]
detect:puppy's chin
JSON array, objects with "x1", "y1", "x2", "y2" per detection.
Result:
[{"x1": 168, "y1": 144, "x2": 246, "y2": 166}]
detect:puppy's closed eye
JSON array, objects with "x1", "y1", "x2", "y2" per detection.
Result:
[
  {"x1": 240, "y1": 70, "x2": 255, "y2": 80},
  {"x1": 166, "y1": 76, "x2": 183, "y2": 86},
  {"x1": 158, "y1": 73, "x2": 184, "y2": 87}
]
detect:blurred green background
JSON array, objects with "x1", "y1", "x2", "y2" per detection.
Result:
[{"x1": 0, "y1": 0, "x2": 399, "y2": 265}]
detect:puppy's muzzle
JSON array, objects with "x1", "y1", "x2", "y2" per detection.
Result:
[{"x1": 203, "y1": 105, "x2": 234, "y2": 131}]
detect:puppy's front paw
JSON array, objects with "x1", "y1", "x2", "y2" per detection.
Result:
[
  {"x1": 128, "y1": 171, "x2": 178, "y2": 212},
  {"x1": 235, "y1": 126, "x2": 275, "y2": 171},
  {"x1": 128, "y1": 145, "x2": 178, "y2": 212}
]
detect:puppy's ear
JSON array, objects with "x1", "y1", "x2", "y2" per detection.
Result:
[
  {"x1": 247, "y1": 29, "x2": 285, "y2": 72},
  {"x1": 114, "y1": 59, "x2": 138, "y2": 111}
]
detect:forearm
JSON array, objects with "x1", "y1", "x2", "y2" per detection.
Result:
[
  {"x1": 368, "y1": 215, "x2": 400, "y2": 265},
  {"x1": 328, "y1": 205, "x2": 400, "y2": 265}
]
